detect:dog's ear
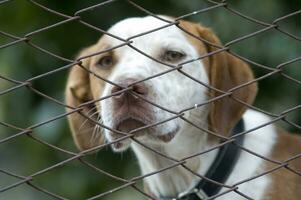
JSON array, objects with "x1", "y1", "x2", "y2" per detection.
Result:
[
  {"x1": 197, "y1": 26, "x2": 257, "y2": 137},
  {"x1": 65, "y1": 46, "x2": 104, "y2": 151},
  {"x1": 179, "y1": 21, "x2": 257, "y2": 137}
]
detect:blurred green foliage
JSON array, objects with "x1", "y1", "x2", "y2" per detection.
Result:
[{"x1": 0, "y1": 0, "x2": 300, "y2": 199}]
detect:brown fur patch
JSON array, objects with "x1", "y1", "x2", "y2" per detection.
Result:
[
  {"x1": 179, "y1": 20, "x2": 257, "y2": 139},
  {"x1": 264, "y1": 129, "x2": 301, "y2": 199},
  {"x1": 65, "y1": 37, "x2": 115, "y2": 150},
  {"x1": 178, "y1": 20, "x2": 210, "y2": 74}
]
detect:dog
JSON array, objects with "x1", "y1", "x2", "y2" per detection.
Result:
[{"x1": 65, "y1": 16, "x2": 301, "y2": 199}]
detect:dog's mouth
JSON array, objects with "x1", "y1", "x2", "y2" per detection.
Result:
[
  {"x1": 109, "y1": 116, "x2": 179, "y2": 151},
  {"x1": 116, "y1": 118, "x2": 146, "y2": 135},
  {"x1": 113, "y1": 116, "x2": 179, "y2": 143}
]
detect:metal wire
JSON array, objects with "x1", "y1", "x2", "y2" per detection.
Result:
[{"x1": 0, "y1": 0, "x2": 300, "y2": 199}]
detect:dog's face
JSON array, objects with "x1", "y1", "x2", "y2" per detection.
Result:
[
  {"x1": 66, "y1": 16, "x2": 257, "y2": 151},
  {"x1": 99, "y1": 17, "x2": 209, "y2": 151}
]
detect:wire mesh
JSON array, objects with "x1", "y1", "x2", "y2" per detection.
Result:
[{"x1": 0, "y1": 0, "x2": 300, "y2": 200}]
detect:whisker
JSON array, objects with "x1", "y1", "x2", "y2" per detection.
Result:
[
  {"x1": 79, "y1": 110, "x2": 100, "y2": 131},
  {"x1": 90, "y1": 114, "x2": 103, "y2": 144},
  {"x1": 78, "y1": 106, "x2": 97, "y2": 129},
  {"x1": 77, "y1": 126, "x2": 97, "y2": 135}
]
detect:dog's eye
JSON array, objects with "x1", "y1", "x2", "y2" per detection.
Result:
[
  {"x1": 97, "y1": 56, "x2": 114, "y2": 68},
  {"x1": 163, "y1": 50, "x2": 185, "y2": 62}
]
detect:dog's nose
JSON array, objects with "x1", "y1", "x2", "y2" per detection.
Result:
[{"x1": 111, "y1": 78, "x2": 148, "y2": 97}]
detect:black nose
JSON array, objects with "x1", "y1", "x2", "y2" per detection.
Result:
[{"x1": 111, "y1": 78, "x2": 148, "y2": 97}]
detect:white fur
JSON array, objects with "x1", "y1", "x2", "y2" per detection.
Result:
[
  {"x1": 219, "y1": 109, "x2": 277, "y2": 199},
  {"x1": 131, "y1": 110, "x2": 277, "y2": 199},
  {"x1": 99, "y1": 16, "x2": 277, "y2": 199}
]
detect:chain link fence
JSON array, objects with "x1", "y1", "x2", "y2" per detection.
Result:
[{"x1": 0, "y1": 0, "x2": 300, "y2": 199}]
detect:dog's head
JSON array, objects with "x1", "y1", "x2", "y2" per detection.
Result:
[{"x1": 65, "y1": 16, "x2": 257, "y2": 151}]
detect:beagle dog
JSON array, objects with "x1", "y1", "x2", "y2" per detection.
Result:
[{"x1": 65, "y1": 16, "x2": 301, "y2": 199}]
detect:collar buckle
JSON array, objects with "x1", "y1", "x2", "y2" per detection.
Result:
[
  {"x1": 194, "y1": 189, "x2": 208, "y2": 199},
  {"x1": 177, "y1": 188, "x2": 208, "y2": 200}
]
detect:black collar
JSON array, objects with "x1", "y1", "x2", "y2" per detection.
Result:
[{"x1": 159, "y1": 119, "x2": 245, "y2": 200}]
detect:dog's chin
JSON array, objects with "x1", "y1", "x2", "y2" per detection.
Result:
[
  {"x1": 110, "y1": 139, "x2": 131, "y2": 152},
  {"x1": 155, "y1": 126, "x2": 180, "y2": 143}
]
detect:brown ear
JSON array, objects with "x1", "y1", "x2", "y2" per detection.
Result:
[
  {"x1": 65, "y1": 46, "x2": 104, "y2": 151},
  {"x1": 196, "y1": 25, "x2": 257, "y2": 137}
]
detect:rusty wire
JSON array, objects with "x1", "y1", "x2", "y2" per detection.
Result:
[{"x1": 0, "y1": 0, "x2": 300, "y2": 199}]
